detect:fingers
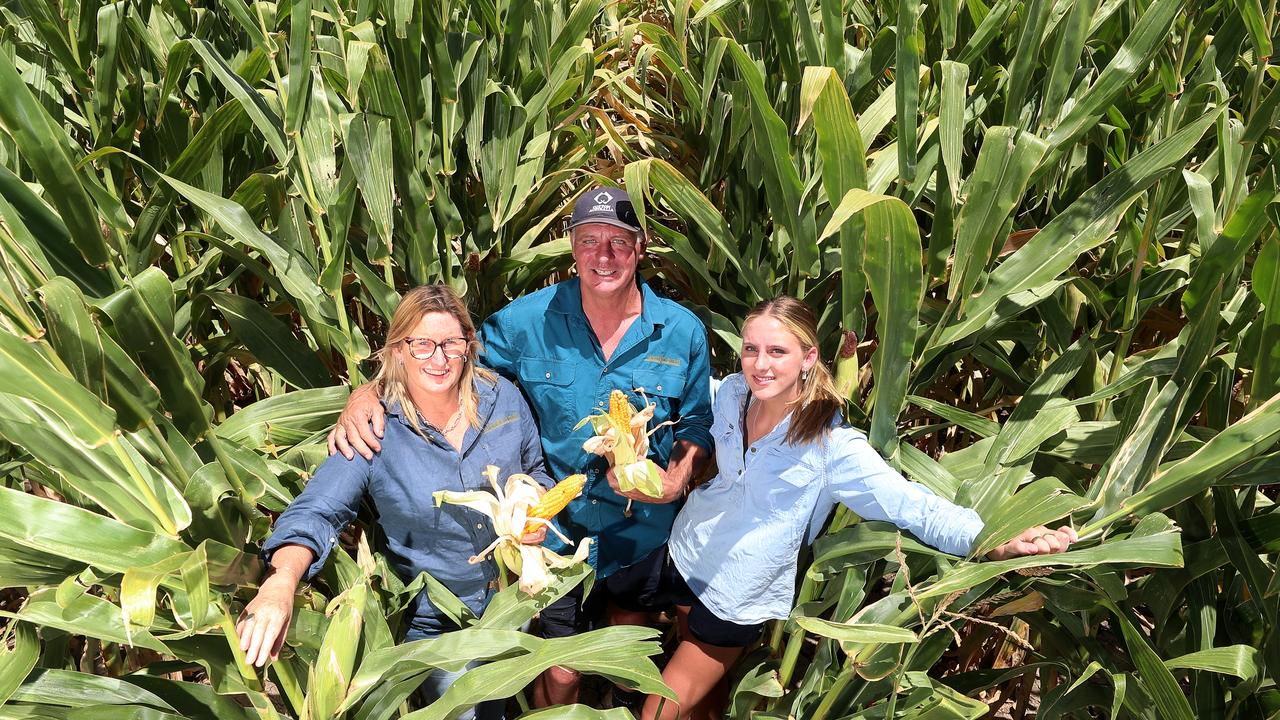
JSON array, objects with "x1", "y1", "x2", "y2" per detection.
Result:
[
  {"x1": 520, "y1": 526, "x2": 548, "y2": 545},
  {"x1": 243, "y1": 611, "x2": 271, "y2": 667},
  {"x1": 987, "y1": 525, "x2": 1078, "y2": 561},
  {"x1": 605, "y1": 467, "x2": 622, "y2": 493},
  {"x1": 270, "y1": 616, "x2": 290, "y2": 661},
  {"x1": 331, "y1": 425, "x2": 355, "y2": 461},
  {"x1": 345, "y1": 420, "x2": 377, "y2": 461},
  {"x1": 354, "y1": 418, "x2": 382, "y2": 458}
]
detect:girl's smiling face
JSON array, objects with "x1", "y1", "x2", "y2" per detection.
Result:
[{"x1": 740, "y1": 314, "x2": 818, "y2": 403}]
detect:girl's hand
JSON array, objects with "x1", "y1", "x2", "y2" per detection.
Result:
[
  {"x1": 986, "y1": 525, "x2": 1078, "y2": 561},
  {"x1": 520, "y1": 525, "x2": 548, "y2": 545}
]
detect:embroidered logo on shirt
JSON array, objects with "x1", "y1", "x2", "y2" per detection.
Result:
[
  {"x1": 484, "y1": 413, "x2": 519, "y2": 432},
  {"x1": 644, "y1": 354, "x2": 683, "y2": 367}
]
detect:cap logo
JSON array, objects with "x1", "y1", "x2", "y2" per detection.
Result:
[{"x1": 593, "y1": 192, "x2": 614, "y2": 205}]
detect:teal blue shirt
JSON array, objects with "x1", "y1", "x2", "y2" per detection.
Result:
[{"x1": 480, "y1": 278, "x2": 713, "y2": 578}]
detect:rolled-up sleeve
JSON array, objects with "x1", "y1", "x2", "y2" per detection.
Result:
[
  {"x1": 826, "y1": 429, "x2": 983, "y2": 557},
  {"x1": 262, "y1": 453, "x2": 372, "y2": 579},
  {"x1": 673, "y1": 326, "x2": 713, "y2": 451}
]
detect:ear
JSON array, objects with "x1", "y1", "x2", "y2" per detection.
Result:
[
  {"x1": 802, "y1": 345, "x2": 819, "y2": 372},
  {"x1": 635, "y1": 230, "x2": 648, "y2": 260}
]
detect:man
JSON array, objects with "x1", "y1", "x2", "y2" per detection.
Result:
[{"x1": 328, "y1": 186, "x2": 713, "y2": 710}]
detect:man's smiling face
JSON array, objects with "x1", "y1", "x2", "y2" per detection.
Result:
[{"x1": 571, "y1": 222, "x2": 644, "y2": 298}]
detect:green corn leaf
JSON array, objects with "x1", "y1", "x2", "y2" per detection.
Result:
[
  {"x1": 37, "y1": 277, "x2": 161, "y2": 430},
  {"x1": 1253, "y1": 235, "x2": 1280, "y2": 402},
  {"x1": 0, "y1": 53, "x2": 110, "y2": 267},
  {"x1": 793, "y1": 618, "x2": 919, "y2": 645},
  {"x1": 920, "y1": 523, "x2": 1183, "y2": 598},
  {"x1": 933, "y1": 108, "x2": 1221, "y2": 351},
  {"x1": 1103, "y1": 599, "x2": 1195, "y2": 720},
  {"x1": 208, "y1": 293, "x2": 331, "y2": 389},
  {"x1": 1044, "y1": 0, "x2": 1185, "y2": 148},
  {"x1": 821, "y1": 189, "x2": 922, "y2": 455},
  {"x1": 1088, "y1": 392, "x2": 1280, "y2": 533},
  {"x1": 0, "y1": 621, "x2": 37, "y2": 704}
]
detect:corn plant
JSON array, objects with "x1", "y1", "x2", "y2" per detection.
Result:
[{"x1": 0, "y1": 0, "x2": 1277, "y2": 718}]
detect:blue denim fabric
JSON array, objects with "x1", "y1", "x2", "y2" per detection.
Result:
[
  {"x1": 263, "y1": 376, "x2": 552, "y2": 632},
  {"x1": 669, "y1": 373, "x2": 985, "y2": 625},
  {"x1": 480, "y1": 278, "x2": 713, "y2": 579}
]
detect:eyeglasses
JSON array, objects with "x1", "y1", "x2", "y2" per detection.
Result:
[{"x1": 402, "y1": 336, "x2": 469, "y2": 360}]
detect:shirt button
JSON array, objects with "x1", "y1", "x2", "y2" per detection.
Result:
[
  {"x1": 656, "y1": 385, "x2": 663, "y2": 391},
  {"x1": 591, "y1": 499, "x2": 598, "y2": 504},
  {"x1": 598, "y1": 400, "x2": 605, "y2": 407},
  {"x1": 476, "y1": 523, "x2": 483, "y2": 529},
  {"x1": 545, "y1": 372, "x2": 552, "y2": 379}
]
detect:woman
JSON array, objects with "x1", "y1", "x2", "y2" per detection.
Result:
[
  {"x1": 640, "y1": 296, "x2": 1078, "y2": 720},
  {"x1": 236, "y1": 285, "x2": 550, "y2": 720}
]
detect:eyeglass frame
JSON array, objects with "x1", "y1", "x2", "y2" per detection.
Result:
[{"x1": 401, "y1": 336, "x2": 471, "y2": 360}]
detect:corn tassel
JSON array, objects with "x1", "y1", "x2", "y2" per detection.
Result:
[{"x1": 523, "y1": 474, "x2": 586, "y2": 534}]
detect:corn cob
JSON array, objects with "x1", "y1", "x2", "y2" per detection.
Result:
[
  {"x1": 609, "y1": 389, "x2": 633, "y2": 428},
  {"x1": 523, "y1": 474, "x2": 586, "y2": 534}
]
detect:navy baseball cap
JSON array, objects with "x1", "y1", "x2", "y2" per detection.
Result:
[{"x1": 568, "y1": 187, "x2": 642, "y2": 232}]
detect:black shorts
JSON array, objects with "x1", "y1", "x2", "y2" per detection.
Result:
[{"x1": 538, "y1": 545, "x2": 765, "y2": 649}]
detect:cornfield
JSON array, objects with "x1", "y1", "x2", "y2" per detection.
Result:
[{"x1": 0, "y1": 0, "x2": 1277, "y2": 717}]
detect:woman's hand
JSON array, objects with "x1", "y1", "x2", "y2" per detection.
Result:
[
  {"x1": 236, "y1": 572, "x2": 297, "y2": 667},
  {"x1": 986, "y1": 525, "x2": 1078, "y2": 561},
  {"x1": 520, "y1": 525, "x2": 548, "y2": 545}
]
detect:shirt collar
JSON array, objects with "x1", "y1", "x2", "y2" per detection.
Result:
[{"x1": 547, "y1": 276, "x2": 665, "y2": 331}]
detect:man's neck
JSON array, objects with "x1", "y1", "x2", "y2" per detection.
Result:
[{"x1": 579, "y1": 282, "x2": 643, "y2": 324}]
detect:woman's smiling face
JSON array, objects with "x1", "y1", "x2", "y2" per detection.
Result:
[
  {"x1": 740, "y1": 314, "x2": 817, "y2": 403},
  {"x1": 396, "y1": 311, "x2": 467, "y2": 398}
]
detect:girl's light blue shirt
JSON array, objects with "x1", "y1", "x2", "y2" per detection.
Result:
[{"x1": 669, "y1": 373, "x2": 985, "y2": 625}]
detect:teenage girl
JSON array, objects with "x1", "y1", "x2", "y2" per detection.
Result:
[{"x1": 640, "y1": 296, "x2": 1077, "y2": 720}]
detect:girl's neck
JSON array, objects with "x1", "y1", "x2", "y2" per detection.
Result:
[{"x1": 747, "y1": 391, "x2": 797, "y2": 437}]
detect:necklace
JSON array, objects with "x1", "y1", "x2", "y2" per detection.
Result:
[{"x1": 439, "y1": 406, "x2": 463, "y2": 436}]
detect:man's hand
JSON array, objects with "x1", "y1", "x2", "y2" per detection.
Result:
[
  {"x1": 327, "y1": 384, "x2": 386, "y2": 460},
  {"x1": 520, "y1": 525, "x2": 548, "y2": 545},
  {"x1": 985, "y1": 525, "x2": 1078, "y2": 561},
  {"x1": 605, "y1": 464, "x2": 685, "y2": 504},
  {"x1": 604, "y1": 440, "x2": 710, "y2": 505}
]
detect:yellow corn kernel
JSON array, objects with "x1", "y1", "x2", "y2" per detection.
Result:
[
  {"x1": 523, "y1": 474, "x2": 586, "y2": 534},
  {"x1": 609, "y1": 389, "x2": 634, "y2": 429}
]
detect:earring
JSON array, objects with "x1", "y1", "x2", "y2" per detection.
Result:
[{"x1": 801, "y1": 369, "x2": 809, "y2": 381}]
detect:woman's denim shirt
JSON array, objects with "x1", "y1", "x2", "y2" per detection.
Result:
[
  {"x1": 669, "y1": 373, "x2": 984, "y2": 625},
  {"x1": 263, "y1": 376, "x2": 552, "y2": 634}
]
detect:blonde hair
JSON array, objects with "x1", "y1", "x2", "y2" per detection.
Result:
[
  {"x1": 372, "y1": 285, "x2": 495, "y2": 435},
  {"x1": 744, "y1": 296, "x2": 843, "y2": 445}
]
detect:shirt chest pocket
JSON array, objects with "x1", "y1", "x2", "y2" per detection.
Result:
[
  {"x1": 631, "y1": 368, "x2": 685, "y2": 418},
  {"x1": 748, "y1": 450, "x2": 816, "y2": 514},
  {"x1": 519, "y1": 358, "x2": 577, "y2": 430}
]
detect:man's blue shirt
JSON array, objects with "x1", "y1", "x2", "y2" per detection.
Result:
[
  {"x1": 480, "y1": 278, "x2": 713, "y2": 578},
  {"x1": 263, "y1": 376, "x2": 551, "y2": 634}
]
